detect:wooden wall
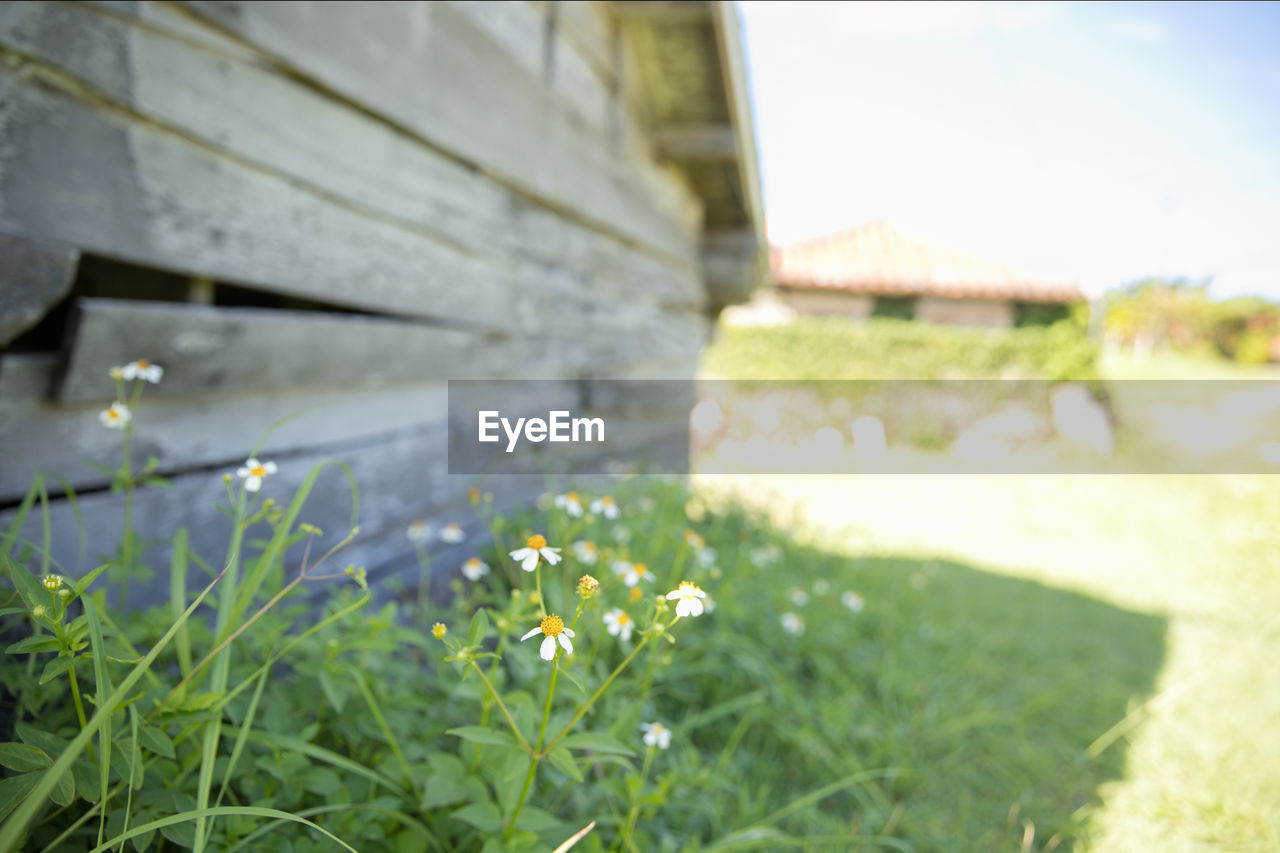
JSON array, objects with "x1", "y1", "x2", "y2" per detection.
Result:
[{"x1": 0, "y1": 1, "x2": 729, "y2": 596}]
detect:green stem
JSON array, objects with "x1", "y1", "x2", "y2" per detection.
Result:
[
  {"x1": 505, "y1": 641, "x2": 563, "y2": 838},
  {"x1": 543, "y1": 618, "x2": 678, "y2": 755},
  {"x1": 119, "y1": 428, "x2": 134, "y2": 610},
  {"x1": 535, "y1": 564, "x2": 547, "y2": 618},
  {"x1": 618, "y1": 746, "x2": 656, "y2": 851},
  {"x1": 467, "y1": 658, "x2": 533, "y2": 754}
]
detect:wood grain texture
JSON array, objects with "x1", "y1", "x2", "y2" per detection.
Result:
[
  {"x1": 0, "y1": 230, "x2": 80, "y2": 345},
  {"x1": 173, "y1": 0, "x2": 700, "y2": 258}
]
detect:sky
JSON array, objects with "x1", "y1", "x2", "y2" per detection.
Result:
[{"x1": 738, "y1": 1, "x2": 1280, "y2": 298}]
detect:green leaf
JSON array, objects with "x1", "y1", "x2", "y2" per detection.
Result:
[
  {"x1": 1, "y1": 553, "x2": 45, "y2": 609},
  {"x1": 446, "y1": 726, "x2": 520, "y2": 749},
  {"x1": 514, "y1": 805, "x2": 562, "y2": 832},
  {"x1": 15, "y1": 724, "x2": 68, "y2": 757},
  {"x1": 49, "y1": 762, "x2": 76, "y2": 806},
  {"x1": 72, "y1": 759, "x2": 102, "y2": 802},
  {"x1": 39, "y1": 655, "x2": 73, "y2": 685},
  {"x1": 5, "y1": 635, "x2": 60, "y2": 655},
  {"x1": 468, "y1": 607, "x2": 491, "y2": 646},
  {"x1": 546, "y1": 747, "x2": 584, "y2": 783},
  {"x1": 158, "y1": 821, "x2": 197, "y2": 848},
  {"x1": 558, "y1": 731, "x2": 636, "y2": 757},
  {"x1": 0, "y1": 742, "x2": 52, "y2": 772},
  {"x1": 179, "y1": 692, "x2": 223, "y2": 712},
  {"x1": 136, "y1": 724, "x2": 176, "y2": 759},
  {"x1": 452, "y1": 802, "x2": 502, "y2": 833},
  {"x1": 0, "y1": 772, "x2": 41, "y2": 823},
  {"x1": 420, "y1": 774, "x2": 468, "y2": 809},
  {"x1": 300, "y1": 767, "x2": 343, "y2": 796}
]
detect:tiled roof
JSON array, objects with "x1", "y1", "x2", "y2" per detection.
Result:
[{"x1": 772, "y1": 221, "x2": 1083, "y2": 303}]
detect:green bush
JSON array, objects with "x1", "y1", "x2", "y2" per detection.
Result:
[{"x1": 702, "y1": 316, "x2": 1099, "y2": 381}]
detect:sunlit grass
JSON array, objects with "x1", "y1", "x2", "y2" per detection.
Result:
[{"x1": 694, "y1": 473, "x2": 1280, "y2": 850}]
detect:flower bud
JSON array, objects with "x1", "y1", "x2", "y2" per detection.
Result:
[{"x1": 577, "y1": 574, "x2": 599, "y2": 598}]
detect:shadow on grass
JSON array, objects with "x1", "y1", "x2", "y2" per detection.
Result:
[{"x1": 660, "y1": 550, "x2": 1167, "y2": 852}]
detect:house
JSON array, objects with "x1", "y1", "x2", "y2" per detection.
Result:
[
  {"x1": 0, "y1": 1, "x2": 765, "y2": 590},
  {"x1": 771, "y1": 220, "x2": 1083, "y2": 327}
]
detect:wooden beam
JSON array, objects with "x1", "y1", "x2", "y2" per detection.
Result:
[
  {"x1": 652, "y1": 123, "x2": 739, "y2": 161},
  {"x1": 0, "y1": 230, "x2": 79, "y2": 346}
]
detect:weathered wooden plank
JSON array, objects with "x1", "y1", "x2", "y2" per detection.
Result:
[
  {"x1": 0, "y1": 65, "x2": 710, "y2": 344},
  {"x1": 0, "y1": 230, "x2": 79, "y2": 345},
  {"x1": 174, "y1": 0, "x2": 700, "y2": 260},
  {"x1": 53, "y1": 293, "x2": 710, "y2": 400},
  {"x1": 0, "y1": 2, "x2": 707, "y2": 316}
]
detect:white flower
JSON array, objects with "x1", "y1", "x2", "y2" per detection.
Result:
[
  {"x1": 509, "y1": 534, "x2": 561, "y2": 572},
  {"x1": 520, "y1": 613, "x2": 575, "y2": 661},
  {"x1": 572, "y1": 541, "x2": 599, "y2": 564},
  {"x1": 813, "y1": 579, "x2": 830, "y2": 596},
  {"x1": 683, "y1": 530, "x2": 705, "y2": 549},
  {"x1": 590, "y1": 496, "x2": 620, "y2": 519},
  {"x1": 120, "y1": 359, "x2": 163, "y2": 383},
  {"x1": 603, "y1": 608, "x2": 634, "y2": 642},
  {"x1": 621, "y1": 562, "x2": 654, "y2": 588},
  {"x1": 235, "y1": 457, "x2": 278, "y2": 492},
  {"x1": 98, "y1": 402, "x2": 131, "y2": 429},
  {"x1": 406, "y1": 520, "x2": 432, "y2": 544},
  {"x1": 781, "y1": 612, "x2": 805, "y2": 635},
  {"x1": 665, "y1": 581, "x2": 707, "y2": 618},
  {"x1": 461, "y1": 557, "x2": 489, "y2": 581},
  {"x1": 611, "y1": 559, "x2": 632, "y2": 578},
  {"x1": 439, "y1": 523, "x2": 465, "y2": 543},
  {"x1": 697, "y1": 546, "x2": 717, "y2": 568},
  {"x1": 788, "y1": 588, "x2": 810, "y2": 607},
  {"x1": 554, "y1": 492, "x2": 585, "y2": 517},
  {"x1": 108, "y1": 366, "x2": 124, "y2": 380},
  {"x1": 842, "y1": 590, "x2": 865, "y2": 613},
  {"x1": 641, "y1": 722, "x2": 672, "y2": 750}
]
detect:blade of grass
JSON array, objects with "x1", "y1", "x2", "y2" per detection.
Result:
[
  {"x1": 213, "y1": 665, "x2": 269, "y2": 810},
  {"x1": 351, "y1": 668, "x2": 415, "y2": 785},
  {"x1": 170, "y1": 529, "x2": 192, "y2": 675},
  {"x1": 0, "y1": 565, "x2": 227, "y2": 851},
  {"x1": 85, "y1": 805, "x2": 358, "y2": 853},
  {"x1": 118, "y1": 707, "x2": 139, "y2": 853},
  {"x1": 1, "y1": 475, "x2": 41, "y2": 557},
  {"x1": 83, "y1": 598, "x2": 114, "y2": 849},
  {"x1": 223, "y1": 803, "x2": 439, "y2": 853}
]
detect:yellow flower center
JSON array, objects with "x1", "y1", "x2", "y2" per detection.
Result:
[
  {"x1": 617, "y1": 612, "x2": 632, "y2": 626},
  {"x1": 527, "y1": 534, "x2": 547, "y2": 549},
  {"x1": 634, "y1": 563, "x2": 649, "y2": 575},
  {"x1": 107, "y1": 409, "x2": 120, "y2": 420},
  {"x1": 540, "y1": 614, "x2": 564, "y2": 637},
  {"x1": 602, "y1": 496, "x2": 614, "y2": 505},
  {"x1": 431, "y1": 623, "x2": 447, "y2": 639},
  {"x1": 466, "y1": 558, "x2": 480, "y2": 567},
  {"x1": 250, "y1": 465, "x2": 267, "y2": 477},
  {"x1": 566, "y1": 492, "x2": 580, "y2": 503},
  {"x1": 629, "y1": 587, "x2": 643, "y2": 600},
  {"x1": 678, "y1": 581, "x2": 701, "y2": 597}
]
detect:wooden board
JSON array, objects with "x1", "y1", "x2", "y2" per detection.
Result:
[
  {"x1": 0, "y1": 230, "x2": 80, "y2": 345},
  {"x1": 173, "y1": 0, "x2": 699, "y2": 258}
]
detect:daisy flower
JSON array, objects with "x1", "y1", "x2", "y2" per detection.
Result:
[
  {"x1": 683, "y1": 530, "x2": 705, "y2": 549},
  {"x1": 788, "y1": 588, "x2": 810, "y2": 607},
  {"x1": 439, "y1": 523, "x2": 465, "y2": 543},
  {"x1": 236, "y1": 457, "x2": 278, "y2": 492},
  {"x1": 665, "y1": 581, "x2": 707, "y2": 618},
  {"x1": 554, "y1": 492, "x2": 585, "y2": 517},
  {"x1": 572, "y1": 540, "x2": 599, "y2": 564},
  {"x1": 621, "y1": 562, "x2": 654, "y2": 588},
  {"x1": 590, "y1": 496, "x2": 620, "y2": 519},
  {"x1": 461, "y1": 557, "x2": 489, "y2": 581},
  {"x1": 842, "y1": 591, "x2": 865, "y2": 613},
  {"x1": 781, "y1": 612, "x2": 805, "y2": 636},
  {"x1": 42, "y1": 575, "x2": 63, "y2": 591},
  {"x1": 406, "y1": 520, "x2": 432, "y2": 544},
  {"x1": 431, "y1": 622, "x2": 447, "y2": 639},
  {"x1": 640, "y1": 722, "x2": 672, "y2": 750},
  {"x1": 98, "y1": 402, "x2": 131, "y2": 429},
  {"x1": 120, "y1": 359, "x2": 163, "y2": 383},
  {"x1": 696, "y1": 546, "x2": 717, "y2": 568},
  {"x1": 509, "y1": 534, "x2": 561, "y2": 572},
  {"x1": 521, "y1": 613, "x2": 575, "y2": 661},
  {"x1": 603, "y1": 607, "x2": 634, "y2": 641},
  {"x1": 577, "y1": 574, "x2": 599, "y2": 598}
]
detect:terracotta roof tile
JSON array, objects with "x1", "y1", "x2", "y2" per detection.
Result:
[{"x1": 772, "y1": 221, "x2": 1083, "y2": 303}]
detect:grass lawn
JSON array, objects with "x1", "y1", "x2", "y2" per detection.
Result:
[{"x1": 686, "y1": 322, "x2": 1280, "y2": 850}]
